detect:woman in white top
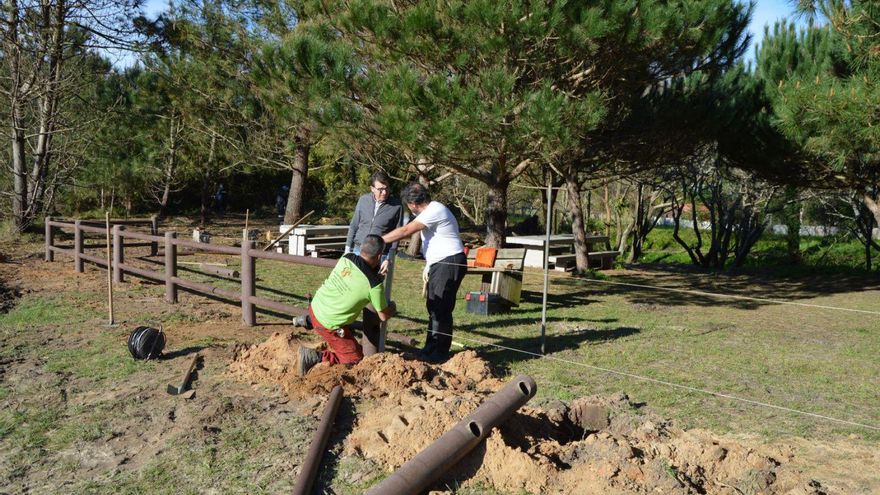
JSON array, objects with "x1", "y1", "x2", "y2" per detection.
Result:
[{"x1": 382, "y1": 182, "x2": 467, "y2": 362}]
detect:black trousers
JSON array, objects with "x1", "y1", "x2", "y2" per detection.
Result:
[{"x1": 424, "y1": 252, "x2": 467, "y2": 354}]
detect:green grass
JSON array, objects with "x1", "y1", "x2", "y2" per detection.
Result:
[{"x1": 0, "y1": 296, "x2": 88, "y2": 327}]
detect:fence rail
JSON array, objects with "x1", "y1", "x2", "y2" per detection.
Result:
[{"x1": 44, "y1": 217, "x2": 335, "y2": 326}]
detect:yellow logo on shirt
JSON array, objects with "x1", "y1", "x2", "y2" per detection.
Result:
[{"x1": 340, "y1": 267, "x2": 351, "y2": 278}]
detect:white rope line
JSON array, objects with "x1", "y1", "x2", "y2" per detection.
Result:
[
  {"x1": 430, "y1": 259, "x2": 880, "y2": 316},
  {"x1": 428, "y1": 329, "x2": 880, "y2": 432}
]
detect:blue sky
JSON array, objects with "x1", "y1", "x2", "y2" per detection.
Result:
[{"x1": 747, "y1": 0, "x2": 806, "y2": 55}]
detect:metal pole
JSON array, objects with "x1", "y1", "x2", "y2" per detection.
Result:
[
  {"x1": 365, "y1": 375, "x2": 537, "y2": 495},
  {"x1": 112, "y1": 225, "x2": 124, "y2": 283},
  {"x1": 165, "y1": 232, "x2": 178, "y2": 303},
  {"x1": 105, "y1": 212, "x2": 114, "y2": 325},
  {"x1": 378, "y1": 211, "x2": 408, "y2": 353},
  {"x1": 44, "y1": 216, "x2": 53, "y2": 262},
  {"x1": 540, "y1": 180, "x2": 552, "y2": 355},
  {"x1": 74, "y1": 220, "x2": 84, "y2": 273},
  {"x1": 241, "y1": 239, "x2": 256, "y2": 326},
  {"x1": 150, "y1": 215, "x2": 158, "y2": 256},
  {"x1": 292, "y1": 385, "x2": 344, "y2": 495}
]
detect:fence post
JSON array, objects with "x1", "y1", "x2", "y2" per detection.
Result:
[
  {"x1": 113, "y1": 225, "x2": 125, "y2": 283},
  {"x1": 150, "y1": 215, "x2": 159, "y2": 256},
  {"x1": 165, "y1": 232, "x2": 177, "y2": 303},
  {"x1": 241, "y1": 240, "x2": 256, "y2": 326},
  {"x1": 44, "y1": 217, "x2": 54, "y2": 262},
  {"x1": 74, "y1": 220, "x2": 84, "y2": 273}
]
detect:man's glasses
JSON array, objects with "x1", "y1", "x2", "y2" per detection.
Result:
[{"x1": 372, "y1": 185, "x2": 389, "y2": 192}]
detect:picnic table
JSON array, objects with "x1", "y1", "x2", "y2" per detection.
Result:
[
  {"x1": 286, "y1": 225, "x2": 348, "y2": 257},
  {"x1": 505, "y1": 234, "x2": 609, "y2": 268}
]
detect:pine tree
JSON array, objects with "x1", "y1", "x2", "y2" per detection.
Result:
[{"x1": 772, "y1": 1, "x2": 880, "y2": 230}]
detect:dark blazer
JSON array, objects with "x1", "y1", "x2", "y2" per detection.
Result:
[{"x1": 346, "y1": 193, "x2": 402, "y2": 253}]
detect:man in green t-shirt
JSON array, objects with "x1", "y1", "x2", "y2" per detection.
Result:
[{"x1": 293, "y1": 234, "x2": 397, "y2": 375}]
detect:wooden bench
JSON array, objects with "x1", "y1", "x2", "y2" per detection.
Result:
[
  {"x1": 549, "y1": 251, "x2": 619, "y2": 271},
  {"x1": 286, "y1": 225, "x2": 349, "y2": 257},
  {"x1": 465, "y1": 247, "x2": 526, "y2": 306}
]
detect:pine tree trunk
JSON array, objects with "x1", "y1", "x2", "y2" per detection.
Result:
[
  {"x1": 406, "y1": 170, "x2": 431, "y2": 257},
  {"x1": 25, "y1": 1, "x2": 64, "y2": 223},
  {"x1": 604, "y1": 182, "x2": 612, "y2": 239},
  {"x1": 629, "y1": 185, "x2": 645, "y2": 263},
  {"x1": 284, "y1": 128, "x2": 310, "y2": 225},
  {"x1": 864, "y1": 193, "x2": 880, "y2": 231},
  {"x1": 11, "y1": 114, "x2": 28, "y2": 232},
  {"x1": 783, "y1": 186, "x2": 801, "y2": 264},
  {"x1": 485, "y1": 180, "x2": 508, "y2": 247},
  {"x1": 200, "y1": 133, "x2": 217, "y2": 228},
  {"x1": 564, "y1": 175, "x2": 591, "y2": 271},
  {"x1": 157, "y1": 115, "x2": 179, "y2": 219}
]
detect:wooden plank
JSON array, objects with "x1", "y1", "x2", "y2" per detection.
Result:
[
  {"x1": 292, "y1": 225, "x2": 348, "y2": 236},
  {"x1": 305, "y1": 242, "x2": 346, "y2": 250},
  {"x1": 588, "y1": 250, "x2": 620, "y2": 257}
]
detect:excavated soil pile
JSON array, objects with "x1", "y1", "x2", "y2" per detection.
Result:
[
  {"x1": 0, "y1": 280, "x2": 20, "y2": 314},
  {"x1": 229, "y1": 332, "x2": 826, "y2": 494}
]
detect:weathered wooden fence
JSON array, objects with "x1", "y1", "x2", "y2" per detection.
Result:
[{"x1": 44, "y1": 217, "x2": 335, "y2": 326}]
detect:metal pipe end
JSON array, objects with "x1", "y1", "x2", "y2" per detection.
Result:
[
  {"x1": 467, "y1": 421, "x2": 482, "y2": 438},
  {"x1": 514, "y1": 375, "x2": 537, "y2": 399}
]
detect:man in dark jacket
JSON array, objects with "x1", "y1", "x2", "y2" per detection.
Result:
[
  {"x1": 345, "y1": 171, "x2": 402, "y2": 355},
  {"x1": 346, "y1": 171, "x2": 402, "y2": 265}
]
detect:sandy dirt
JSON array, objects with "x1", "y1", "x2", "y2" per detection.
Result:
[{"x1": 228, "y1": 335, "x2": 842, "y2": 494}]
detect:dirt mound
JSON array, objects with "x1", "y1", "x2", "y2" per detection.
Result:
[
  {"x1": 228, "y1": 331, "x2": 302, "y2": 385},
  {"x1": 0, "y1": 280, "x2": 20, "y2": 314},
  {"x1": 229, "y1": 333, "x2": 826, "y2": 494}
]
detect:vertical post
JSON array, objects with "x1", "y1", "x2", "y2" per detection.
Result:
[
  {"x1": 378, "y1": 211, "x2": 408, "y2": 353},
  {"x1": 165, "y1": 232, "x2": 178, "y2": 303},
  {"x1": 74, "y1": 220, "x2": 84, "y2": 273},
  {"x1": 105, "y1": 212, "x2": 114, "y2": 325},
  {"x1": 150, "y1": 215, "x2": 159, "y2": 256},
  {"x1": 540, "y1": 180, "x2": 552, "y2": 355},
  {"x1": 241, "y1": 240, "x2": 256, "y2": 326},
  {"x1": 44, "y1": 217, "x2": 54, "y2": 262},
  {"x1": 113, "y1": 225, "x2": 125, "y2": 283}
]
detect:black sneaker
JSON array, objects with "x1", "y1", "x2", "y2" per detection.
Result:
[
  {"x1": 418, "y1": 341, "x2": 436, "y2": 359},
  {"x1": 421, "y1": 350, "x2": 449, "y2": 364},
  {"x1": 298, "y1": 346, "x2": 321, "y2": 376}
]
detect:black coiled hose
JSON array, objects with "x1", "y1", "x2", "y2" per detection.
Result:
[{"x1": 127, "y1": 326, "x2": 165, "y2": 360}]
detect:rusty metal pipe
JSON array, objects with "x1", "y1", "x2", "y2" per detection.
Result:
[
  {"x1": 195, "y1": 263, "x2": 239, "y2": 278},
  {"x1": 293, "y1": 385, "x2": 343, "y2": 495},
  {"x1": 365, "y1": 375, "x2": 537, "y2": 495}
]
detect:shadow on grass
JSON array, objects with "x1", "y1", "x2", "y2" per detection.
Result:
[
  {"x1": 554, "y1": 262, "x2": 880, "y2": 312},
  {"x1": 478, "y1": 326, "x2": 640, "y2": 372},
  {"x1": 162, "y1": 346, "x2": 204, "y2": 360}
]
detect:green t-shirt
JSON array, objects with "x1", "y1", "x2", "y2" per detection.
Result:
[{"x1": 311, "y1": 253, "x2": 387, "y2": 329}]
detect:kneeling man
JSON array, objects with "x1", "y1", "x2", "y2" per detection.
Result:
[{"x1": 293, "y1": 234, "x2": 396, "y2": 375}]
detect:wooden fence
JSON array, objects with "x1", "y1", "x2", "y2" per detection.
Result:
[{"x1": 44, "y1": 217, "x2": 335, "y2": 326}]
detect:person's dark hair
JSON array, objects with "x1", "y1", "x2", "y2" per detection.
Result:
[
  {"x1": 360, "y1": 234, "x2": 385, "y2": 257},
  {"x1": 370, "y1": 170, "x2": 391, "y2": 188},
  {"x1": 401, "y1": 182, "x2": 430, "y2": 206}
]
